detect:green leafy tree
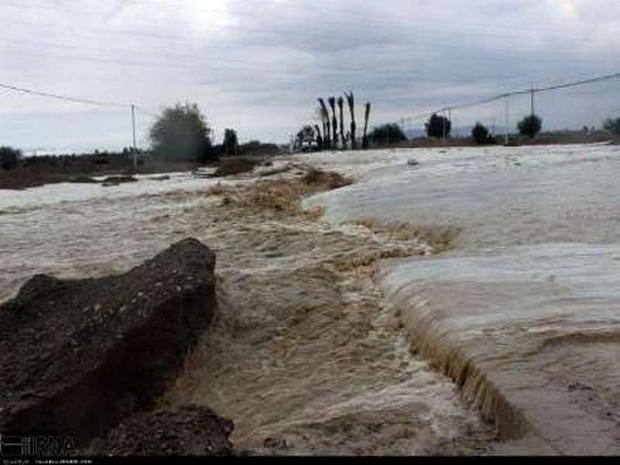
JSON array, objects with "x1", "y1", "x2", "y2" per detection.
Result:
[
  {"x1": 603, "y1": 117, "x2": 620, "y2": 136},
  {"x1": 370, "y1": 123, "x2": 406, "y2": 146},
  {"x1": 149, "y1": 103, "x2": 214, "y2": 161},
  {"x1": 471, "y1": 122, "x2": 495, "y2": 145},
  {"x1": 223, "y1": 128, "x2": 238, "y2": 156},
  {"x1": 425, "y1": 113, "x2": 451, "y2": 139},
  {"x1": 0, "y1": 146, "x2": 22, "y2": 170},
  {"x1": 517, "y1": 114, "x2": 542, "y2": 138}
]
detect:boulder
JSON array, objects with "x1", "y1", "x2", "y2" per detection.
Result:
[
  {"x1": 87, "y1": 406, "x2": 234, "y2": 456},
  {"x1": 0, "y1": 238, "x2": 216, "y2": 446}
]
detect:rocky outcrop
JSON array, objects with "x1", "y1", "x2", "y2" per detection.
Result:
[
  {"x1": 87, "y1": 406, "x2": 234, "y2": 456},
  {"x1": 0, "y1": 238, "x2": 217, "y2": 446}
]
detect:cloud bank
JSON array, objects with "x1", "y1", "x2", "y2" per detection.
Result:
[{"x1": 1, "y1": 0, "x2": 619, "y2": 152}]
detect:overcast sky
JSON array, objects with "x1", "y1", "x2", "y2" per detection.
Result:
[{"x1": 1, "y1": 0, "x2": 619, "y2": 153}]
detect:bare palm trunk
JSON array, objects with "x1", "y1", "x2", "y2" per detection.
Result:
[
  {"x1": 338, "y1": 96, "x2": 345, "y2": 149},
  {"x1": 314, "y1": 124, "x2": 323, "y2": 150},
  {"x1": 318, "y1": 98, "x2": 330, "y2": 149},
  {"x1": 362, "y1": 102, "x2": 371, "y2": 149},
  {"x1": 328, "y1": 97, "x2": 338, "y2": 148},
  {"x1": 345, "y1": 92, "x2": 356, "y2": 150}
]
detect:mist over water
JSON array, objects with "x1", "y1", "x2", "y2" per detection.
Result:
[{"x1": 302, "y1": 143, "x2": 620, "y2": 454}]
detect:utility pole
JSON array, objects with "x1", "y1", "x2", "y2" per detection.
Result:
[
  {"x1": 131, "y1": 104, "x2": 137, "y2": 172},
  {"x1": 504, "y1": 95, "x2": 509, "y2": 146}
]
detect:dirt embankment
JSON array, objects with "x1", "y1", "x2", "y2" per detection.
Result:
[{"x1": 0, "y1": 239, "x2": 223, "y2": 452}]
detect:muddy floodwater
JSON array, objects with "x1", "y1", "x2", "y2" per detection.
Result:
[
  {"x1": 0, "y1": 165, "x2": 496, "y2": 455},
  {"x1": 304, "y1": 143, "x2": 620, "y2": 454},
  {"x1": 2, "y1": 143, "x2": 619, "y2": 455}
]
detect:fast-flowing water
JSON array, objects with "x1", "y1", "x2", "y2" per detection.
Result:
[
  {"x1": 0, "y1": 166, "x2": 497, "y2": 455},
  {"x1": 3, "y1": 144, "x2": 619, "y2": 454},
  {"x1": 302, "y1": 143, "x2": 620, "y2": 454}
]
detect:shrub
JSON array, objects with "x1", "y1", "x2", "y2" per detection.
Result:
[
  {"x1": 603, "y1": 117, "x2": 620, "y2": 136},
  {"x1": 369, "y1": 124, "x2": 406, "y2": 146},
  {"x1": 517, "y1": 114, "x2": 542, "y2": 138},
  {"x1": 0, "y1": 146, "x2": 22, "y2": 170},
  {"x1": 471, "y1": 122, "x2": 496, "y2": 145},
  {"x1": 425, "y1": 114, "x2": 451, "y2": 139}
]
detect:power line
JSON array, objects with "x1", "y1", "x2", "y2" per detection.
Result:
[
  {"x1": 0, "y1": 82, "x2": 128, "y2": 108},
  {"x1": 0, "y1": 81, "x2": 146, "y2": 168},
  {"x1": 396, "y1": 71, "x2": 620, "y2": 125}
]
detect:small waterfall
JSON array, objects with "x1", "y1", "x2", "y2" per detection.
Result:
[{"x1": 379, "y1": 277, "x2": 529, "y2": 440}]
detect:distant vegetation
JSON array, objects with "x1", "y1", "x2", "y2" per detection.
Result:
[
  {"x1": 471, "y1": 122, "x2": 496, "y2": 145},
  {"x1": 0, "y1": 146, "x2": 22, "y2": 170},
  {"x1": 603, "y1": 117, "x2": 620, "y2": 136},
  {"x1": 517, "y1": 114, "x2": 543, "y2": 138},
  {"x1": 369, "y1": 123, "x2": 407, "y2": 147},
  {"x1": 425, "y1": 114, "x2": 451, "y2": 139},
  {"x1": 150, "y1": 103, "x2": 215, "y2": 162},
  {"x1": 222, "y1": 128, "x2": 238, "y2": 156},
  {"x1": 296, "y1": 91, "x2": 371, "y2": 151},
  {"x1": 212, "y1": 140, "x2": 281, "y2": 158}
]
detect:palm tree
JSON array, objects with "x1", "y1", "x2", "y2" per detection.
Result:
[
  {"x1": 318, "y1": 98, "x2": 330, "y2": 149},
  {"x1": 337, "y1": 96, "x2": 345, "y2": 149},
  {"x1": 328, "y1": 97, "x2": 338, "y2": 148},
  {"x1": 314, "y1": 124, "x2": 323, "y2": 150},
  {"x1": 362, "y1": 102, "x2": 371, "y2": 149},
  {"x1": 344, "y1": 91, "x2": 356, "y2": 150}
]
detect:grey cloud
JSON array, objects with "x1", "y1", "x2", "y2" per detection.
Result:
[{"x1": 0, "y1": 0, "x2": 619, "y2": 151}]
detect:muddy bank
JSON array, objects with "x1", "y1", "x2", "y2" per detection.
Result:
[
  {"x1": 0, "y1": 239, "x2": 217, "y2": 446},
  {"x1": 87, "y1": 406, "x2": 234, "y2": 456}
]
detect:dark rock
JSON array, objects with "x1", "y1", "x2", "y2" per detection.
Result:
[
  {"x1": 86, "y1": 406, "x2": 234, "y2": 456},
  {"x1": 0, "y1": 238, "x2": 216, "y2": 446}
]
